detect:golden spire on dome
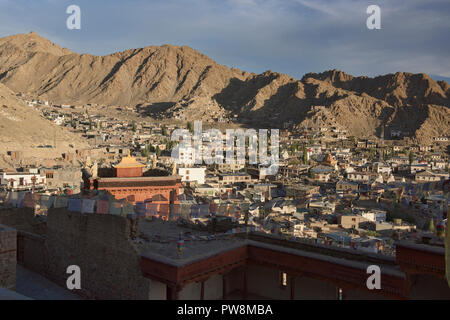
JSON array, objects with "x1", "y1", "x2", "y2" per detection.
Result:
[{"x1": 114, "y1": 151, "x2": 145, "y2": 169}]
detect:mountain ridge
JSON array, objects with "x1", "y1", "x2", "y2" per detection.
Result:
[{"x1": 0, "y1": 32, "x2": 448, "y2": 144}]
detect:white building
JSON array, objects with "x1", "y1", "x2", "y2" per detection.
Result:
[
  {"x1": 415, "y1": 171, "x2": 449, "y2": 182},
  {"x1": 53, "y1": 115, "x2": 65, "y2": 126},
  {"x1": 0, "y1": 172, "x2": 46, "y2": 191},
  {"x1": 432, "y1": 161, "x2": 448, "y2": 170},
  {"x1": 361, "y1": 210, "x2": 387, "y2": 223},
  {"x1": 373, "y1": 162, "x2": 392, "y2": 174},
  {"x1": 178, "y1": 167, "x2": 206, "y2": 185},
  {"x1": 347, "y1": 172, "x2": 380, "y2": 182},
  {"x1": 176, "y1": 145, "x2": 195, "y2": 165},
  {"x1": 434, "y1": 136, "x2": 449, "y2": 142}
]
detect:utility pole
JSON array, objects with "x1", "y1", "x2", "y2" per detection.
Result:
[{"x1": 31, "y1": 175, "x2": 37, "y2": 194}]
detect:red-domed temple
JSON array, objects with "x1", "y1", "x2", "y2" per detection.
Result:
[{"x1": 83, "y1": 153, "x2": 181, "y2": 205}]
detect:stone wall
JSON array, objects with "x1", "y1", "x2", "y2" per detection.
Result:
[
  {"x1": 0, "y1": 224, "x2": 16, "y2": 290},
  {"x1": 44, "y1": 208, "x2": 150, "y2": 299},
  {"x1": 17, "y1": 231, "x2": 47, "y2": 275},
  {"x1": 40, "y1": 167, "x2": 82, "y2": 193},
  {"x1": 0, "y1": 207, "x2": 152, "y2": 299},
  {"x1": 0, "y1": 207, "x2": 46, "y2": 235}
]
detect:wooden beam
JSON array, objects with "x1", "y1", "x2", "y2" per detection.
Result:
[
  {"x1": 180, "y1": 259, "x2": 246, "y2": 287},
  {"x1": 200, "y1": 281, "x2": 205, "y2": 300},
  {"x1": 167, "y1": 285, "x2": 181, "y2": 300},
  {"x1": 223, "y1": 274, "x2": 227, "y2": 300},
  {"x1": 243, "y1": 265, "x2": 248, "y2": 300},
  {"x1": 290, "y1": 274, "x2": 295, "y2": 300}
]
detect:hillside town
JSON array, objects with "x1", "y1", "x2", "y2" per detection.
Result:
[
  {"x1": 0, "y1": 20, "x2": 449, "y2": 301},
  {"x1": 1, "y1": 97, "x2": 449, "y2": 256}
]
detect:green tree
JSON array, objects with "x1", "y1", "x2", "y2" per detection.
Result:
[
  {"x1": 165, "y1": 140, "x2": 173, "y2": 151},
  {"x1": 187, "y1": 121, "x2": 193, "y2": 133},
  {"x1": 132, "y1": 122, "x2": 137, "y2": 132},
  {"x1": 428, "y1": 218, "x2": 436, "y2": 233},
  {"x1": 161, "y1": 125, "x2": 168, "y2": 136},
  {"x1": 363, "y1": 230, "x2": 381, "y2": 237},
  {"x1": 409, "y1": 151, "x2": 414, "y2": 165},
  {"x1": 302, "y1": 147, "x2": 309, "y2": 165},
  {"x1": 386, "y1": 210, "x2": 393, "y2": 222},
  {"x1": 289, "y1": 158, "x2": 301, "y2": 165},
  {"x1": 259, "y1": 208, "x2": 265, "y2": 220},
  {"x1": 155, "y1": 146, "x2": 161, "y2": 157},
  {"x1": 290, "y1": 144, "x2": 296, "y2": 153},
  {"x1": 142, "y1": 144, "x2": 149, "y2": 158},
  {"x1": 368, "y1": 148, "x2": 376, "y2": 161},
  {"x1": 437, "y1": 225, "x2": 444, "y2": 238}
]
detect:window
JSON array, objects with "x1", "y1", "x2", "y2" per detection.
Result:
[
  {"x1": 280, "y1": 272, "x2": 288, "y2": 288},
  {"x1": 46, "y1": 172, "x2": 54, "y2": 179},
  {"x1": 337, "y1": 288, "x2": 344, "y2": 300}
]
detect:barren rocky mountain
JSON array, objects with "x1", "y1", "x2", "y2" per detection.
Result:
[
  {"x1": 0, "y1": 32, "x2": 448, "y2": 144},
  {"x1": 0, "y1": 32, "x2": 251, "y2": 107},
  {"x1": 303, "y1": 69, "x2": 450, "y2": 107}
]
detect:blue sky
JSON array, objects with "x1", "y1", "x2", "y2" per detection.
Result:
[{"x1": 0, "y1": 0, "x2": 449, "y2": 80}]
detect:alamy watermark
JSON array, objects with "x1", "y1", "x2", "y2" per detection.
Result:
[
  {"x1": 65, "y1": 4, "x2": 380, "y2": 31},
  {"x1": 170, "y1": 121, "x2": 280, "y2": 175},
  {"x1": 366, "y1": 265, "x2": 381, "y2": 290},
  {"x1": 66, "y1": 5, "x2": 81, "y2": 30},
  {"x1": 366, "y1": 5, "x2": 381, "y2": 30},
  {"x1": 66, "y1": 265, "x2": 81, "y2": 290}
]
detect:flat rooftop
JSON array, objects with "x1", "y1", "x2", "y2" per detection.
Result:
[
  {"x1": 136, "y1": 219, "x2": 246, "y2": 267},
  {"x1": 14, "y1": 265, "x2": 81, "y2": 300},
  {"x1": 98, "y1": 175, "x2": 181, "y2": 182},
  {"x1": 135, "y1": 220, "x2": 404, "y2": 278}
]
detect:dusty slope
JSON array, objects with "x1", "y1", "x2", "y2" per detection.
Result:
[
  {"x1": 0, "y1": 32, "x2": 448, "y2": 144},
  {"x1": 0, "y1": 83, "x2": 88, "y2": 168}
]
